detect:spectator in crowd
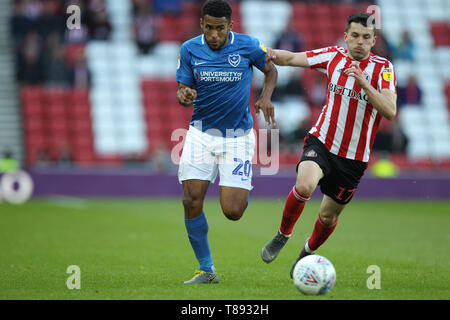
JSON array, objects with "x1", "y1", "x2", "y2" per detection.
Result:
[
  {"x1": 17, "y1": 30, "x2": 44, "y2": 84},
  {"x1": 65, "y1": 22, "x2": 90, "y2": 44},
  {"x1": 70, "y1": 48, "x2": 91, "y2": 88},
  {"x1": 398, "y1": 74, "x2": 422, "y2": 107},
  {"x1": 132, "y1": 0, "x2": 157, "y2": 54},
  {"x1": 19, "y1": 0, "x2": 43, "y2": 20},
  {"x1": 12, "y1": 0, "x2": 111, "y2": 87},
  {"x1": 124, "y1": 152, "x2": 145, "y2": 166},
  {"x1": 150, "y1": 144, "x2": 173, "y2": 173},
  {"x1": 56, "y1": 144, "x2": 74, "y2": 168},
  {"x1": 391, "y1": 119, "x2": 408, "y2": 154},
  {"x1": 86, "y1": 0, "x2": 112, "y2": 40},
  {"x1": 272, "y1": 18, "x2": 305, "y2": 101},
  {"x1": 42, "y1": 31, "x2": 72, "y2": 87},
  {"x1": 35, "y1": 0, "x2": 65, "y2": 40},
  {"x1": 271, "y1": 71, "x2": 304, "y2": 101},
  {"x1": 35, "y1": 148, "x2": 52, "y2": 167},
  {"x1": 10, "y1": 0, "x2": 35, "y2": 50},
  {"x1": 372, "y1": 119, "x2": 408, "y2": 154},
  {"x1": 0, "y1": 151, "x2": 19, "y2": 173},
  {"x1": 275, "y1": 18, "x2": 304, "y2": 53},
  {"x1": 391, "y1": 30, "x2": 415, "y2": 61}
]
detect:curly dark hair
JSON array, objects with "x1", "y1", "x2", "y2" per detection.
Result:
[{"x1": 202, "y1": 0, "x2": 232, "y2": 22}]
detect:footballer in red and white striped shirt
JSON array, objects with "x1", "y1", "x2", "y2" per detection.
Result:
[
  {"x1": 306, "y1": 45, "x2": 396, "y2": 162},
  {"x1": 260, "y1": 13, "x2": 398, "y2": 275}
]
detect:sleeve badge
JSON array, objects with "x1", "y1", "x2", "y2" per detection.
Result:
[{"x1": 382, "y1": 68, "x2": 393, "y2": 81}]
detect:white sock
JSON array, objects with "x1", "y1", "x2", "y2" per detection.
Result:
[{"x1": 304, "y1": 238, "x2": 314, "y2": 254}]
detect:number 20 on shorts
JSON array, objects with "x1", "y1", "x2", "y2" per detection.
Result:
[{"x1": 232, "y1": 158, "x2": 251, "y2": 181}]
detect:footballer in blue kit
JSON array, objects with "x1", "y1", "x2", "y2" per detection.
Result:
[{"x1": 176, "y1": 0, "x2": 278, "y2": 284}]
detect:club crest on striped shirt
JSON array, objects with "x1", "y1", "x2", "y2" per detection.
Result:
[{"x1": 306, "y1": 150, "x2": 317, "y2": 158}]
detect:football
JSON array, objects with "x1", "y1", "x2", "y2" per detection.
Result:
[{"x1": 292, "y1": 255, "x2": 336, "y2": 295}]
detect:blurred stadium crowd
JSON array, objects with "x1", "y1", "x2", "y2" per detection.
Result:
[{"x1": 2, "y1": 0, "x2": 449, "y2": 174}]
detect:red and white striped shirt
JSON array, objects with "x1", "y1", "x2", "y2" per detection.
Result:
[{"x1": 306, "y1": 46, "x2": 397, "y2": 162}]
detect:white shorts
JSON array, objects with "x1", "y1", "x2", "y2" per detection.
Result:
[{"x1": 178, "y1": 126, "x2": 256, "y2": 190}]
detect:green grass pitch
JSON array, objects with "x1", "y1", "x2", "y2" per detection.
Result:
[{"x1": 0, "y1": 197, "x2": 449, "y2": 300}]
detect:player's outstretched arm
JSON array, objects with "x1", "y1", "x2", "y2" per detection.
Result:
[
  {"x1": 267, "y1": 49, "x2": 309, "y2": 68},
  {"x1": 177, "y1": 82, "x2": 197, "y2": 107},
  {"x1": 255, "y1": 61, "x2": 278, "y2": 126}
]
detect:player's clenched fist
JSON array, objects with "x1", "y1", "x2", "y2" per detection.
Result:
[
  {"x1": 177, "y1": 86, "x2": 197, "y2": 107},
  {"x1": 344, "y1": 62, "x2": 369, "y2": 89}
]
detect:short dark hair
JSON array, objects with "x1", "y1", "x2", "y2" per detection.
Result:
[
  {"x1": 202, "y1": 0, "x2": 232, "y2": 22},
  {"x1": 346, "y1": 12, "x2": 376, "y2": 34}
]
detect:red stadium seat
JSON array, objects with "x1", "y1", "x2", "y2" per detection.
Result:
[
  {"x1": 147, "y1": 119, "x2": 165, "y2": 132},
  {"x1": 156, "y1": 15, "x2": 191, "y2": 42},
  {"x1": 73, "y1": 147, "x2": 96, "y2": 164},
  {"x1": 21, "y1": 86, "x2": 96, "y2": 165},
  {"x1": 21, "y1": 86, "x2": 43, "y2": 104},
  {"x1": 70, "y1": 88, "x2": 90, "y2": 106},
  {"x1": 145, "y1": 105, "x2": 165, "y2": 121},
  {"x1": 431, "y1": 22, "x2": 450, "y2": 46},
  {"x1": 411, "y1": 158, "x2": 435, "y2": 170},
  {"x1": 45, "y1": 88, "x2": 68, "y2": 106},
  {"x1": 69, "y1": 117, "x2": 92, "y2": 134},
  {"x1": 72, "y1": 134, "x2": 94, "y2": 153},
  {"x1": 23, "y1": 102, "x2": 44, "y2": 117},
  {"x1": 292, "y1": 18, "x2": 310, "y2": 35},
  {"x1": 25, "y1": 142, "x2": 50, "y2": 165},
  {"x1": 437, "y1": 158, "x2": 450, "y2": 169},
  {"x1": 308, "y1": 4, "x2": 332, "y2": 20},
  {"x1": 26, "y1": 134, "x2": 47, "y2": 150},
  {"x1": 65, "y1": 44, "x2": 85, "y2": 66},
  {"x1": 47, "y1": 116, "x2": 69, "y2": 133},
  {"x1": 389, "y1": 154, "x2": 411, "y2": 169},
  {"x1": 292, "y1": 3, "x2": 309, "y2": 19},
  {"x1": 142, "y1": 80, "x2": 164, "y2": 105},
  {"x1": 70, "y1": 105, "x2": 91, "y2": 119},
  {"x1": 46, "y1": 104, "x2": 67, "y2": 118},
  {"x1": 445, "y1": 82, "x2": 450, "y2": 111},
  {"x1": 336, "y1": 4, "x2": 358, "y2": 19},
  {"x1": 24, "y1": 117, "x2": 44, "y2": 134},
  {"x1": 182, "y1": 1, "x2": 201, "y2": 16}
]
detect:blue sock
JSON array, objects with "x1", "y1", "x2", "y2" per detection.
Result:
[{"x1": 184, "y1": 212, "x2": 214, "y2": 273}]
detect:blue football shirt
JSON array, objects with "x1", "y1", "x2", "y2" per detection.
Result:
[{"x1": 176, "y1": 31, "x2": 267, "y2": 137}]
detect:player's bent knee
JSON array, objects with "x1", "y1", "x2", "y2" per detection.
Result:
[
  {"x1": 222, "y1": 205, "x2": 245, "y2": 221},
  {"x1": 224, "y1": 211, "x2": 243, "y2": 221},
  {"x1": 182, "y1": 196, "x2": 194, "y2": 210},
  {"x1": 319, "y1": 214, "x2": 338, "y2": 227},
  {"x1": 182, "y1": 196, "x2": 203, "y2": 215},
  {"x1": 295, "y1": 181, "x2": 316, "y2": 198}
]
